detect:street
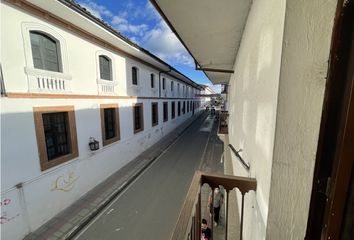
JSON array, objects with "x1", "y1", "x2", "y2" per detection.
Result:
[{"x1": 74, "y1": 114, "x2": 216, "y2": 240}]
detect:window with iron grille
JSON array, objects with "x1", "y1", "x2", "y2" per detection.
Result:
[
  {"x1": 132, "y1": 66, "x2": 138, "y2": 85},
  {"x1": 171, "y1": 101, "x2": 176, "y2": 119},
  {"x1": 43, "y1": 112, "x2": 69, "y2": 160},
  {"x1": 178, "y1": 101, "x2": 181, "y2": 116},
  {"x1": 34, "y1": 106, "x2": 78, "y2": 171},
  {"x1": 133, "y1": 103, "x2": 144, "y2": 133},
  {"x1": 101, "y1": 104, "x2": 120, "y2": 146},
  {"x1": 30, "y1": 31, "x2": 61, "y2": 72},
  {"x1": 152, "y1": 102, "x2": 159, "y2": 126},
  {"x1": 151, "y1": 74, "x2": 155, "y2": 88},
  {"x1": 99, "y1": 55, "x2": 112, "y2": 80},
  {"x1": 163, "y1": 102, "x2": 168, "y2": 122}
]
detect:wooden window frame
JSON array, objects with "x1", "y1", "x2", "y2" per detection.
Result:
[
  {"x1": 151, "y1": 102, "x2": 159, "y2": 126},
  {"x1": 163, "y1": 101, "x2": 168, "y2": 122},
  {"x1": 100, "y1": 104, "x2": 120, "y2": 146},
  {"x1": 133, "y1": 103, "x2": 144, "y2": 133},
  {"x1": 33, "y1": 106, "x2": 78, "y2": 171}
]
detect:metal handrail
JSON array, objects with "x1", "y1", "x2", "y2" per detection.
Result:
[{"x1": 228, "y1": 144, "x2": 250, "y2": 171}]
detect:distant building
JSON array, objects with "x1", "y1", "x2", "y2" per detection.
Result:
[
  {"x1": 199, "y1": 84, "x2": 216, "y2": 107},
  {"x1": 0, "y1": 1, "x2": 202, "y2": 239}
]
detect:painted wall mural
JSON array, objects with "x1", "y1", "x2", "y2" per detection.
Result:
[{"x1": 51, "y1": 171, "x2": 79, "y2": 192}]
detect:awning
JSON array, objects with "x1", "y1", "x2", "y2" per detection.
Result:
[{"x1": 151, "y1": 0, "x2": 252, "y2": 84}]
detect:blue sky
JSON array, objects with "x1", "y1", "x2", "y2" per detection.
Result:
[{"x1": 76, "y1": 0, "x2": 220, "y2": 92}]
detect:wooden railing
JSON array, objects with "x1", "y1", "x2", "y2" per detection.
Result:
[
  {"x1": 218, "y1": 111, "x2": 229, "y2": 134},
  {"x1": 171, "y1": 171, "x2": 257, "y2": 240}
]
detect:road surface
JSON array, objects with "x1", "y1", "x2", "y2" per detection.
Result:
[{"x1": 75, "y1": 114, "x2": 216, "y2": 240}]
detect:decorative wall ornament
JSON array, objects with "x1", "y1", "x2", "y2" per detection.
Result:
[{"x1": 51, "y1": 171, "x2": 79, "y2": 192}]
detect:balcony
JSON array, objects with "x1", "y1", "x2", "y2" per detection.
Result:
[
  {"x1": 171, "y1": 171, "x2": 256, "y2": 240},
  {"x1": 218, "y1": 111, "x2": 229, "y2": 134}
]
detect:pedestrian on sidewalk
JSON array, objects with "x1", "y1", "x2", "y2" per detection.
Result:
[
  {"x1": 201, "y1": 218, "x2": 211, "y2": 240},
  {"x1": 208, "y1": 187, "x2": 224, "y2": 226}
]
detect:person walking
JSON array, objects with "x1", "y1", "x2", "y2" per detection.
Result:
[{"x1": 208, "y1": 187, "x2": 224, "y2": 226}]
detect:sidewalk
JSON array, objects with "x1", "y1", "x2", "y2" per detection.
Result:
[{"x1": 24, "y1": 113, "x2": 205, "y2": 240}]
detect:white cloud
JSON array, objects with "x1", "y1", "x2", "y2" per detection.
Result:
[
  {"x1": 142, "y1": 21, "x2": 194, "y2": 66},
  {"x1": 78, "y1": 1, "x2": 193, "y2": 67},
  {"x1": 78, "y1": 0, "x2": 113, "y2": 19},
  {"x1": 207, "y1": 84, "x2": 222, "y2": 93},
  {"x1": 111, "y1": 16, "x2": 148, "y2": 36}
]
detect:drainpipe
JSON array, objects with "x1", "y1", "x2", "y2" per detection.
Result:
[
  {"x1": 158, "y1": 68, "x2": 171, "y2": 98},
  {"x1": 16, "y1": 183, "x2": 31, "y2": 233}
]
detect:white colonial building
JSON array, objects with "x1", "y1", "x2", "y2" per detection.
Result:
[{"x1": 0, "y1": 1, "x2": 203, "y2": 239}]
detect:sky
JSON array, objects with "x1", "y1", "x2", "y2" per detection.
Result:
[{"x1": 76, "y1": 0, "x2": 221, "y2": 92}]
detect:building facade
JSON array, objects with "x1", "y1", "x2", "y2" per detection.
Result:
[{"x1": 0, "y1": 1, "x2": 203, "y2": 239}]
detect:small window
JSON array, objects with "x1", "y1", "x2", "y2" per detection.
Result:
[
  {"x1": 151, "y1": 102, "x2": 158, "y2": 126},
  {"x1": 133, "y1": 103, "x2": 144, "y2": 133},
  {"x1": 171, "y1": 102, "x2": 175, "y2": 119},
  {"x1": 132, "y1": 66, "x2": 139, "y2": 85},
  {"x1": 178, "y1": 83, "x2": 180, "y2": 94},
  {"x1": 33, "y1": 106, "x2": 78, "y2": 171},
  {"x1": 163, "y1": 102, "x2": 168, "y2": 122},
  {"x1": 151, "y1": 74, "x2": 155, "y2": 88},
  {"x1": 178, "y1": 101, "x2": 181, "y2": 116},
  {"x1": 99, "y1": 55, "x2": 112, "y2": 80},
  {"x1": 101, "y1": 104, "x2": 120, "y2": 146},
  {"x1": 171, "y1": 81, "x2": 174, "y2": 91},
  {"x1": 162, "y1": 78, "x2": 166, "y2": 90},
  {"x1": 30, "y1": 31, "x2": 61, "y2": 72}
]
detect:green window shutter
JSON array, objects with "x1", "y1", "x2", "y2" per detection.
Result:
[
  {"x1": 30, "y1": 31, "x2": 61, "y2": 72},
  {"x1": 99, "y1": 55, "x2": 112, "y2": 80}
]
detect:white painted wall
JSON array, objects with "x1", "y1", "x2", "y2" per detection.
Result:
[
  {"x1": 227, "y1": 0, "x2": 337, "y2": 239},
  {"x1": 266, "y1": 0, "x2": 337, "y2": 239},
  {"x1": 227, "y1": 0, "x2": 286, "y2": 239},
  {"x1": 0, "y1": 2, "x2": 202, "y2": 240}
]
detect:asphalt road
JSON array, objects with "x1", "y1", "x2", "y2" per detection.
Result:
[{"x1": 75, "y1": 115, "x2": 215, "y2": 240}]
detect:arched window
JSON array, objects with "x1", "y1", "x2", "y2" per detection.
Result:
[
  {"x1": 30, "y1": 31, "x2": 61, "y2": 72},
  {"x1": 99, "y1": 55, "x2": 112, "y2": 80},
  {"x1": 132, "y1": 66, "x2": 139, "y2": 85}
]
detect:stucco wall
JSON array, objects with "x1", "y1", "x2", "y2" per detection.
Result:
[
  {"x1": 266, "y1": 0, "x2": 337, "y2": 239},
  {"x1": 227, "y1": 0, "x2": 286, "y2": 239}
]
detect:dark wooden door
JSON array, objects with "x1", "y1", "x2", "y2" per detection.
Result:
[{"x1": 306, "y1": 1, "x2": 354, "y2": 239}]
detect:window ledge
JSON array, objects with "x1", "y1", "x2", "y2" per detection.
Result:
[
  {"x1": 97, "y1": 79, "x2": 117, "y2": 85},
  {"x1": 25, "y1": 67, "x2": 72, "y2": 80},
  {"x1": 25, "y1": 67, "x2": 72, "y2": 93}
]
